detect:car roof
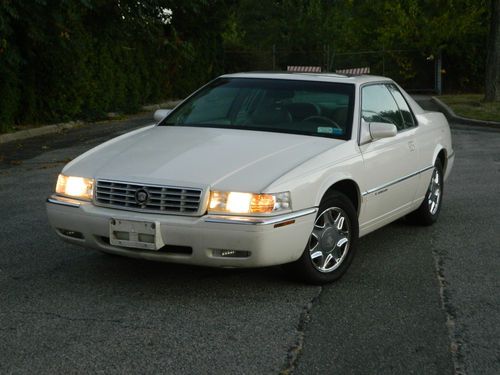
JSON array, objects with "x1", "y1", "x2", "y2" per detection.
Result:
[{"x1": 220, "y1": 72, "x2": 392, "y2": 85}]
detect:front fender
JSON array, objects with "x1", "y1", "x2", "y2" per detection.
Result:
[
  {"x1": 265, "y1": 151, "x2": 365, "y2": 213},
  {"x1": 314, "y1": 175, "x2": 361, "y2": 207}
]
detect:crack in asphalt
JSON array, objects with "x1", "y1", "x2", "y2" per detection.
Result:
[
  {"x1": 280, "y1": 286, "x2": 323, "y2": 375},
  {"x1": 432, "y1": 249, "x2": 467, "y2": 375}
]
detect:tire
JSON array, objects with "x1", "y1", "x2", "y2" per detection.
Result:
[
  {"x1": 283, "y1": 191, "x2": 359, "y2": 285},
  {"x1": 408, "y1": 160, "x2": 444, "y2": 226}
]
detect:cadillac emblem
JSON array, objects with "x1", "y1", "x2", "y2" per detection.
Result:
[{"x1": 135, "y1": 189, "x2": 149, "y2": 204}]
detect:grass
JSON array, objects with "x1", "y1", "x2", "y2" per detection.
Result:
[{"x1": 438, "y1": 94, "x2": 500, "y2": 122}]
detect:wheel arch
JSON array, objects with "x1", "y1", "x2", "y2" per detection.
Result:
[
  {"x1": 434, "y1": 147, "x2": 448, "y2": 174},
  {"x1": 318, "y1": 179, "x2": 361, "y2": 215}
]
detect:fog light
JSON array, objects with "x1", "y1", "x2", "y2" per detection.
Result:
[
  {"x1": 58, "y1": 229, "x2": 84, "y2": 239},
  {"x1": 212, "y1": 249, "x2": 251, "y2": 258}
]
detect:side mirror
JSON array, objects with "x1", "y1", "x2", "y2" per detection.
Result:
[
  {"x1": 154, "y1": 109, "x2": 172, "y2": 123},
  {"x1": 359, "y1": 119, "x2": 397, "y2": 144},
  {"x1": 369, "y1": 122, "x2": 397, "y2": 140}
]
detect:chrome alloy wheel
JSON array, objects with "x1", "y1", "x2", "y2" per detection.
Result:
[
  {"x1": 308, "y1": 207, "x2": 351, "y2": 273},
  {"x1": 428, "y1": 167, "x2": 441, "y2": 215}
]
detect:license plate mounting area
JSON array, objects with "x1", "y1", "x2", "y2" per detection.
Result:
[{"x1": 109, "y1": 219, "x2": 164, "y2": 251}]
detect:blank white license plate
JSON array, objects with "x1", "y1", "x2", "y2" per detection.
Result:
[{"x1": 109, "y1": 219, "x2": 164, "y2": 251}]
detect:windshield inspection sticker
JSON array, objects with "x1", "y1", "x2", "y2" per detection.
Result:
[{"x1": 317, "y1": 127, "x2": 343, "y2": 135}]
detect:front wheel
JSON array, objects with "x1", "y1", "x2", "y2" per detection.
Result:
[{"x1": 283, "y1": 191, "x2": 359, "y2": 284}]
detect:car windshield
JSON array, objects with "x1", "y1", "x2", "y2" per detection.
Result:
[{"x1": 161, "y1": 78, "x2": 355, "y2": 140}]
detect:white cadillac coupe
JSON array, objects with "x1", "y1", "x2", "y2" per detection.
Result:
[{"x1": 46, "y1": 73, "x2": 454, "y2": 284}]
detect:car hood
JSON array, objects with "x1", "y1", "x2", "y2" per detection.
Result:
[{"x1": 63, "y1": 125, "x2": 343, "y2": 192}]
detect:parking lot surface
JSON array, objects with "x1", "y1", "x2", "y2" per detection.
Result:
[{"x1": 0, "y1": 114, "x2": 498, "y2": 374}]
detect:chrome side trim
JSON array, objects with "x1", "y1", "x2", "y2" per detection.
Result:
[
  {"x1": 204, "y1": 208, "x2": 318, "y2": 226},
  {"x1": 362, "y1": 165, "x2": 434, "y2": 196},
  {"x1": 448, "y1": 151, "x2": 455, "y2": 159},
  {"x1": 46, "y1": 195, "x2": 81, "y2": 208}
]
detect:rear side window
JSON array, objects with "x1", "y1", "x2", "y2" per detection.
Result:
[
  {"x1": 386, "y1": 84, "x2": 415, "y2": 128},
  {"x1": 361, "y1": 84, "x2": 404, "y2": 130}
]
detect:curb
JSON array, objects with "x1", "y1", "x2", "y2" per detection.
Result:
[
  {"x1": 0, "y1": 121, "x2": 84, "y2": 145},
  {"x1": 142, "y1": 100, "x2": 182, "y2": 111},
  {"x1": 431, "y1": 97, "x2": 500, "y2": 128},
  {"x1": 0, "y1": 100, "x2": 182, "y2": 145}
]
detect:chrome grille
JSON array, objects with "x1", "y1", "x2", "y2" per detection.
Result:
[{"x1": 94, "y1": 180, "x2": 203, "y2": 215}]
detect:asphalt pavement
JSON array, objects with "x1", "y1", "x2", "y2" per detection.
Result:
[{"x1": 0, "y1": 112, "x2": 498, "y2": 374}]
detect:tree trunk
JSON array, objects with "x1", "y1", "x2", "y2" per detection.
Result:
[{"x1": 485, "y1": 0, "x2": 500, "y2": 102}]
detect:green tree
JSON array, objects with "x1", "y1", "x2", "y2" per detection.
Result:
[
  {"x1": 0, "y1": 0, "x2": 494, "y2": 132},
  {"x1": 223, "y1": 0, "x2": 488, "y2": 90}
]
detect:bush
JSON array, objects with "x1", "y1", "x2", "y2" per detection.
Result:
[{"x1": 0, "y1": 1, "x2": 197, "y2": 132}]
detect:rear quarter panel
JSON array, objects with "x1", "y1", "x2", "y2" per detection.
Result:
[{"x1": 414, "y1": 111, "x2": 453, "y2": 202}]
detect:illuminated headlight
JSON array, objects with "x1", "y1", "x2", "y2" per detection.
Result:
[
  {"x1": 55, "y1": 174, "x2": 94, "y2": 200},
  {"x1": 208, "y1": 191, "x2": 291, "y2": 214}
]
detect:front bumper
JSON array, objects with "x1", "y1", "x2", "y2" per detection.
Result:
[{"x1": 46, "y1": 195, "x2": 317, "y2": 268}]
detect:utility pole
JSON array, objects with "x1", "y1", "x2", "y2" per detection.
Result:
[
  {"x1": 485, "y1": 0, "x2": 500, "y2": 101},
  {"x1": 324, "y1": 44, "x2": 330, "y2": 72},
  {"x1": 435, "y1": 51, "x2": 442, "y2": 95},
  {"x1": 382, "y1": 45, "x2": 385, "y2": 76},
  {"x1": 272, "y1": 44, "x2": 276, "y2": 71}
]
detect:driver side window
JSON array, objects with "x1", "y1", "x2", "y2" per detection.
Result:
[{"x1": 362, "y1": 84, "x2": 405, "y2": 131}]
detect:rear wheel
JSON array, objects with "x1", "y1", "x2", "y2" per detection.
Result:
[
  {"x1": 408, "y1": 160, "x2": 444, "y2": 226},
  {"x1": 284, "y1": 191, "x2": 358, "y2": 284}
]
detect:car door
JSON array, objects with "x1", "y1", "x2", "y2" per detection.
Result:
[{"x1": 358, "y1": 83, "x2": 420, "y2": 230}]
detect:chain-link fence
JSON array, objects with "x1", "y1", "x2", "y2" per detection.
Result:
[{"x1": 222, "y1": 46, "x2": 440, "y2": 93}]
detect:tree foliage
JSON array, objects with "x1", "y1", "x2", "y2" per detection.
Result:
[
  {"x1": 0, "y1": 0, "x2": 230, "y2": 131},
  {"x1": 0, "y1": 0, "x2": 494, "y2": 132},
  {"x1": 224, "y1": 0, "x2": 489, "y2": 91}
]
